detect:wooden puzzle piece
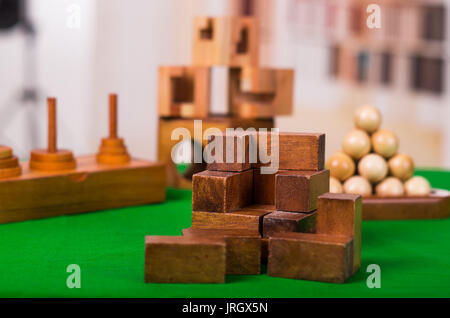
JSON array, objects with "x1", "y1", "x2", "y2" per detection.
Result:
[
  {"x1": 316, "y1": 193, "x2": 362, "y2": 274},
  {"x1": 158, "y1": 66, "x2": 210, "y2": 118},
  {"x1": 275, "y1": 170, "x2": 330, "y2": 212},
  {"x1": 192, "y1": 209, "x2": 271, "y2": 234},
  {"x1": 251, "y1": 132, "x2": 326, "y2": 171},
  {"x1": 253, "y1": 168, "x2": 276, "y2": 205},
  {"x1": 182, "y1": 227, "x2": 261, "y2": 275},
  {"x1": 206, "y1": 132, "x2": 251, "y2": 172},
  {"x1": 268, "y1": 232, "x2": 354, "y2": 283},
  {"x1": 144, "y1": 235, "x2": 226, "y2": 283},
  {"x1": 192, "y1": 17, "x2": 259, "y2": 67},
  {"x1": 262, "y1": 210, "x2": 317, "y2": 238},
  {"x1": 192, "y1": 169, "x2": 253, "y2": 213}
]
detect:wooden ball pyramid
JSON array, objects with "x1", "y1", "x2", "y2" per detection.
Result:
[
  {"x1": 326, "y1": 104, "x2": 431, "y2": 197},
  {"x1": 96, "y1": 94, "x2": 131, "y2": 165},
  {"x1": 29, "y1": 97, "x2": 76, "y2": 171},
  {"x1": 0, "y1": 145, "x2": 22, "y2": 179}
]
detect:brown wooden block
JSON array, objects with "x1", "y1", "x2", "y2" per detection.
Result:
[
  {"x1": 192, "y1": 17, "x2": 259, "y2": 67},
  {"x1": 253, "y1": 168, "x2": 276, "y2": 205},
  {"x1": 262, "y1": 210, "x2": 317, "y2": 238},
  {"x1": 144, "y1": 235, "x2": 226, "y2": 283},
  {"x1": 316, "y1": 193, "x2": 362, "y2": 274},
  {"x1": 158, "y1": 117, "x2": 274, "y2": 189},
  {"x1": 275, "y1": 170, "x2": 330, "y2": 212},
  {"x1": 362, "y1": 189, "x2": 450, "y2": 220},
  {"x1": 268, "y1": 232, "x2": 354, "y2": 283},
  {"x1": 206, "y1": 133, "x2": 251, "y2": 172},
  {"x1": 251, "y1": 132, "x2": 326, "y2": 171},
  {"x1": 192, "y1": 209, "x2": 271, "y2": 234},
  {"x1": 244, "y1": 204, "x2": 276, "y2": 212},
  {"x1": 192, "y1": 169, "x2": 253, "y2": 213},
  {"x1": 0, "y1": 156, "x2": 166, "y2": 224},
  {"x1": 182, "y1": 228, "x2": 261, "y2": 275},
  {"x1": 261, "y1": 237, "x2": 269, "y2": 264},
  {"x1": 158, "y1": 66, "x2": 210, "y2": 118}
]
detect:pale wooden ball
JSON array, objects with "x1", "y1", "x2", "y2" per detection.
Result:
[
  {"x1": 343, "y1": 176, "x2": 372, "y2": 196},
  {"x1": 325, "y1": 151, "x2": 355, "y2": 182},
  {"x1": 342, "y1": 129, "x2": 371, "y2": 160},
  {"x1": 375, "y1": 177, "x2": 404, "y2": 196},
  {"x1": 388, "y1": 154, "x2": 414, "y2": 181},
  {"x1": 404, "y1": 176, "x2": 431, "y2": 196},
  {"x1": 329, "y1": 177, "x2": 343, "y2": 193},
  {"x1": 354, "y1": 105, "x2": 381, "y2": 133},
  {"x1": 371, "y1": 130, "x2": 398, "y2": 158},
  {"x1": 358, "y1": 153, "x2": 388, "y2": 183}
]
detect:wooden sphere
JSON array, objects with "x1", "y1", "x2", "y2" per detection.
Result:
[
  {"x1": 329, "y1": 177, "x2": 343, "y2": 193},
  {"x1": 388, "y1": 154, "x2": 414, "y2": 181},
  {"x1": 404, "y1": 176, "x2": 431, "y2": 196},
  {"x1": 343, "y1": 176, "x2": 372, "y2": 196},
  {"x1": 325, "y1": 151, "x2": 355, "y2": 181},
  {"x1": 375, "y1": 177, "x2": 404, "y2": 196},
  {"x1": 342, "y1": 129, "x2": 371, "y2": 159},
  {"x1": 371, "y1": 130, "x2": 398, "y2": 158},
  {"x1": 354, "y1": 105, "x2": 381, "y2": 133},
  {"x1": 358, "y1": 153, "x2": 388, "y2": 183}
]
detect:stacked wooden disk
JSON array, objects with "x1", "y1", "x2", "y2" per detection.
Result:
[
  {"x1": 29, "y1": 97, "x2": 76, "y2": 171},
  {"x1": 0, "y1": 145, "x2": 22, "y2": 179},
  {"x1": 96, "y1": 94, "x2": 130, "y2": 165},
  {"x1": 326, "y1": 105, "x2": 431, "y2": 197}
]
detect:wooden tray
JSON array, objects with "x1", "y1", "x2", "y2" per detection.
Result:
[{"x1": 362, "y1": 189, "x2": 450, "y2": 220}]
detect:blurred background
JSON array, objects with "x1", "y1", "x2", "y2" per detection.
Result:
[{"x1": 0, "y1": 0, "x2": 449, "y2": 168}]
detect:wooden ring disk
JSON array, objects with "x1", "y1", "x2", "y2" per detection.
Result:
[
  {"x1": 0, "y1": 156, "x2": 20, "y2": 169},
  {"x1": 0, "y1": 166, "x2": 22, "y2": 179},
  {"x1": 30, "y1": 149, "x2": 75, "y2": 162},
  {"x1": 96, "y1": 153, "x2": 130, "y2": 165},
  {"x1": 98, "y1": 146, "x2": 128, "y2": 155},
  {"x1": 29, "y1": 160, "x2": 76, "y2": 171},
  {"x1": 0, "y1": 146, "x2": 13, "y2": 160},
  {"x1": 100, "y1": 138, "x2": 125, "y2": 147}
]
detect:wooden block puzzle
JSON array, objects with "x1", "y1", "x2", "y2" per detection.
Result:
[
  {"x1": 144, "y1": 235, "x2": 226, "y2": 283},
  {"x1": 192, "y1": 209, "x2": 270, "y2": 234},
  {"x1": 182, "y1": 227, "x2": 261, "y2": 275},
  {"x1": 262, "y1": 210, "x2": 317, "y2": 238},
  {"x1": 0, "y1": 96, "x2": 165, "y2": 224},
  {"x1": 192, "y1": 17, "x2": 259, "y2": 67},
  {"x1": 158, "y1": 66, "x2": 210, "y2": 118},
  {"x1": 268, "y1": 232, "x2": 354, "y2": 283},
  {"x1": 192, "y1": 169, "x2": 253, "y2": 213},
  {"x1": 253, "y1": 168, "x2": 276, "y2": 205},
  {"x1": 206, "y1": 132, "x2": 251, "y2": 172},
  {"x1": 316, "y1": 193, "x2": 362, "y2": 273},
  {"x1": 275, "y1": 170, "x2": 330, "y2": 212}
]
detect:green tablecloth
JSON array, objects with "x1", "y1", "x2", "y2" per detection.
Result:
[{"x1": 0, "y1": 169, "x2": 449, "y2": 298}]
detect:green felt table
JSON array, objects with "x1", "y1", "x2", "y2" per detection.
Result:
[{"x1": 0, "y1": 169, "x2": 449, "y2": 298}]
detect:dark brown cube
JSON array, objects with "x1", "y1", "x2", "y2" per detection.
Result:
[
  {"x1": 144, "y1": 235, "x2": 226, "y2": 283},
  {"x1": 206, "y1": 133, "x2": 251, "y2": 172},
  {"x1": 275, "y1": 169, "x2": 329, "y2": 213},
  {"x1": 262, "y1": 210, "x2": 316, "y2": 238},
  {"x1": 268, "y1": 232, "x2": 354, "y2": 283},
  {"x1": 192, "y1": 169, "x2": 253, "y2": 212},
  {"x1": 182, "y1": 228, "x2": 261, "y2": 275}
]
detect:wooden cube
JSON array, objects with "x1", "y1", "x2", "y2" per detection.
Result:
[
  {"x1": 192, "y1": 169, "x2": 253, "y2": 213},
  {"x1": 261, "y1": 237, "x2": 269, "y2": 264},
  {"x1": 316, "y1": 193, "x2": 362, "y2": 274},
  {"x1": 182, "y1": 228, "x2": 261, "y2": 275},
  {"x1": 158, "y1": 66, "x2": 210, "y2": 118},
  {"x1": 262, "y1": 210, "x2": 317, "y2": 238},
  {"x1": 144, "y1": 235, "x2": 226, "y2": 283},
  {"x1": 192, "y1": 208, "x2": 271, "y2": 234},
  {"x1": 268, "y1": 232, "x2": 354, "y2": 283},
  {"x1": 275, "y1": 170, "x2": 330, "y2": 213},
  {"x1": 206, "y1": 133, "x2": 251, "y2": 172},
  {"x1": 252, "y1": 132, "x2": 326, "y2": 171},
  {"x1": 253, "y1": 168, "x2": 276, "y2": 205},
  {"x1": 192, "y1": 17, "x2": 259, "y2": 67}
]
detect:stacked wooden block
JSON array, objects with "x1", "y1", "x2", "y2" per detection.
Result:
[{"x1": 145, "y1": 132, "x2": 362, "y2": 284}]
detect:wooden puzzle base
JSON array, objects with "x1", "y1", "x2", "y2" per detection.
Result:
[
  {"x1": 0, "y1": 155, "x2": 165, "y2": 224},
  {"x1": 362, "y1": 189, "x2": 450, "y2": 220}
]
